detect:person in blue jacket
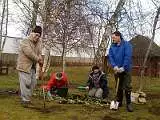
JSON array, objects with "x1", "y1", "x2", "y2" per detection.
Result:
[{"x1": 108, "y1": 31, "x2": 133, "y2": 112}]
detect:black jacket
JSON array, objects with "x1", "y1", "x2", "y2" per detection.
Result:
[{"x1": 87, "y1": 71, "x2": 109, "y2": 98}]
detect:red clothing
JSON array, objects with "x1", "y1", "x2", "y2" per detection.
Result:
[{"x1": 46, "y1": 72, "x2": 68, "y2": 90}]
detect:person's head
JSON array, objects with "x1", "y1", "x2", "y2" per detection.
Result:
[
  {"x1": 92, "y1": 65, "x2": 100, "y2": 73},
  {"x1": 111, "y1": 31, "x2": 122, "y2": 44},
  {"x1": 30, "y1": 26, "x2": 42, "y2": 43},
  {"x1": 55, "y1": 72, "x2": 63, "y2": 81}
]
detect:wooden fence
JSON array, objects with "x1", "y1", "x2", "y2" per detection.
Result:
[{"x1": 0, "y1": 53, "x2": 93, "y2": 67}]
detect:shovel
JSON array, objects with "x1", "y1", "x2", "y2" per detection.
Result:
[{"x1": 110, "y1": 74, "x2": 120, "y2": 110}]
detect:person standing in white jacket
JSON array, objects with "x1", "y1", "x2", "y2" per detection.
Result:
[{"x1": 17, "y1": 26, "x2": 43, "y2": 106}]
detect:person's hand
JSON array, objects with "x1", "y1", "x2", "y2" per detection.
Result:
[
  {"x1": 47, "y1": 91, "x2": 52, "y2": 97},
  {"x1": 113, "y1": 66, "x2": 119, "y2": 73},
  {"x1": 85, "y1": 86, "x2": 89, "y2": 90},
  {"x1": 47, "y1": 91, "x2": 53, "y2": 100},
  {"x1": 118, "y1": 67, "x2": 125, "y2": 73}
]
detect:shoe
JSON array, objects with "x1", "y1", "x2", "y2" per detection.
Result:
[
  {"x1": 126, "y1": 103, "x2": 133, "y2": 112},
  {"x1": 125, "y1": 90, "x2": 133, "y2": 112}
]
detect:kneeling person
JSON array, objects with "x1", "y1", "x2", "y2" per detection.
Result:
[
  {"x1": 86, "y1": 66, "x2": 109, "y2": 99},
  {"x1": 45, "y1": 72, "x2": 68, "y2": 97}
]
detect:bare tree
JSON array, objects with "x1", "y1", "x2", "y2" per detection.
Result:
[
  {"x1": 2, "y1": 0, "x2": 8, "y2": 50},
  {"x1": 41, "y1": 0, "x2": 97, "y2": 71},
  {"x1": 94, "y1": 0, "x2": 127, "y2": 68},
  {"x1": 139, "y1": 6, "x2": 160, "y2": 91},
  {"x1": 0, "y1": 0, "x2": 8, "y2": 52},
  {"x1": 0, "y1": 0, "x2": 8, "y2": 60},
  {"x1": 13, "y1": 0, "x2": 40, "y2": 34}
]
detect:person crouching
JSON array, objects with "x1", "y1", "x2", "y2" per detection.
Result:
[
  {"x1": 44, "y1": 72, "x2": 68, "y2": 97},
  {"x1": 86, "y1": 66, "x2": 109, "y2": 99}
]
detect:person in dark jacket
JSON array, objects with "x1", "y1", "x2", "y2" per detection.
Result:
[
  {"x1": 108, "y1": 31, "x2": 133, "y2": 112},
  {"x1": 86, "y1": 66, "x2": 109, "y2": 99}
]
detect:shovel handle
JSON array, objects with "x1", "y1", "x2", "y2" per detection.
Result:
[{"x1": 115, "y1": 74, "x2": 119, "y2": 94}]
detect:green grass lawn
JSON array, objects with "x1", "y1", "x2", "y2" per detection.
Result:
[{"x1": 0, "y1": 66, "x2": 160, "y2": 120}]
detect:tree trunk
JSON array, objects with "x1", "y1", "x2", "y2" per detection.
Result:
[
  {"x1": 30, "y1": 0, "x2": 40, "y2": 30},
  {"x1": 0, "y1": 0, "x2": 6, "y2": 52},
  {"x1": 61, "y1": 0, "x2": 71, "y2": 72},
  {"x1": 62, "y1": 50, "x2": 66, "y2": 72},
  {"x1": 139, "y1": 6, "x2": 160, "y2": 91},
  {"x1": 94, "y1": 0, "x2": 127, "y2": 70},
  {"x1": 62, "y1": 25, "x2": 67, "y2": 72},
  {"x1": 0, "y1": 0, "x2": 7, "y2": 64},
  {"x1": 42, "y1": 46, "x2": 51, "y2": 72},
  {"x1": 2, "y1": 0, "x2": 8, "y2": 50},
  {"x1": 41, "y1": 0, "x2": 52, "y2": 74}
]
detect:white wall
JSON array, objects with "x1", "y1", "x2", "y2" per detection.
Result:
[{"x1": 3, "y1": 36, "x2": 95, "y2": 58}]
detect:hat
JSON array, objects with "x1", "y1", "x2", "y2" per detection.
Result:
[
  {"x1": 92, "y1": 65, "x2": 99, "y2": 71},
  {"x1": 32, "y1": 26, "x2": 42, "y2": 36},
  {"x1": 55, "y1": 72, "x2": 63, "y2": 80}
]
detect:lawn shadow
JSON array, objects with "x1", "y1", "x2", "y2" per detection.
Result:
[
  {"x1": 135, "y1": 117, "x2": 150, "y2": 120},
  {"x1": 27, "y1": 104, "x2": 67, "y2": 114},
  {"x1": 148, "y1": 105, "x2": 160, "y2": 116},
  {"x1": 102, "y1": 114, "x2": 122, "y2": 120}
]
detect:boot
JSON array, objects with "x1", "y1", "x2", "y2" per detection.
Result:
[
  {"x1": 116, "y1": 89, "x2": 123, "y2": 107},
  {"x1": 125, "y1": 90, "x2": 133, "y2": 112}
]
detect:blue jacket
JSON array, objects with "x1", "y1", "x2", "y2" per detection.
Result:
[{"x1": 108, "y1": 39, "x2": 132, "y2": 72}]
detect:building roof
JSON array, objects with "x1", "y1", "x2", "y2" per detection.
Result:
[{"x1": 130, "y1": 35, "x2": 160, "y2": 57}]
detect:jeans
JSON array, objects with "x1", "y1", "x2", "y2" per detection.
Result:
[
  {"x1": 19, "y1": 68, "x2": 37, "y2": 102},
  {"x1": 88, "y1": 88, "x2": 103, "y2": 98}
]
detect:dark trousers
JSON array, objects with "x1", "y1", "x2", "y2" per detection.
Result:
[
  {"x1": 50, "y1": 87, "x2": 68, "y2": 97},
  {"x1": 115, "y1": 72, "x2": 132, "y2": 105}
]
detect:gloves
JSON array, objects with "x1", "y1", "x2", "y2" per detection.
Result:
[
  {"x1": 113, "y1": 66, "x2": 125, "y2": 73},
  {"x1": 113, "y1": 66, "x2": 119, "y2": 73},
  {"x1": 47, "y1": 91, "x2": 53, "y2": 100},
  {"x1": 118, "y1": 67, "x2": 125, "y2": 73},
  {"x1": 47, "y1": 91, "x2": 52, "y2": 97},
  {"x1": 85, "y1": 86, "x2": 89, "y2": 90}
]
